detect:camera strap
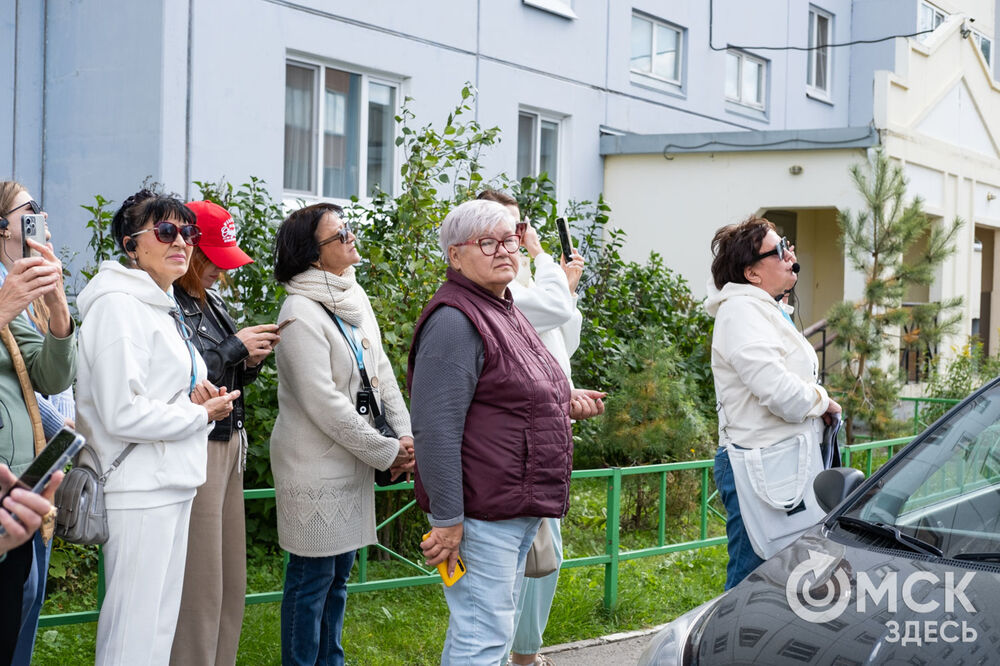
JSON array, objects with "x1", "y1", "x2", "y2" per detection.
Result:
[{"x1": 323, "y1": 307, "x2": 383, "y2": 420}]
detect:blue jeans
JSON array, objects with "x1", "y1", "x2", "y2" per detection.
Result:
[
  {"x1": 441, "y1": 516, "x2": 540, "y2": 665},
  {"x1": 281, "y1": 550, "x2": 356, "y2": 666},
  {"x1": 510, "y1": 518, "x2": 563, "y2": 655},
  {"x1": 714, "y1": 447, "x2": 764, "y2": 590}
]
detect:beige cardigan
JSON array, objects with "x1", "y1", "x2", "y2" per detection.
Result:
[{"x1": 270, "y1": 290, "x2": 412, "y2": 557}]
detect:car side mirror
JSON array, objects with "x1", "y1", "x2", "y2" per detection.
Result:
[{"x1": 814, "y1": 467, "x2": 865, "y2": 513}]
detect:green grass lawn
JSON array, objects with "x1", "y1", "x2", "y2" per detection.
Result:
[{"x1": 32, "y1": 477, "x2": 729, "y2": 664}]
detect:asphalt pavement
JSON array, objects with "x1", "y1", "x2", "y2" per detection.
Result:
[{"x1": 538, "y1": 625, "x2": 664, "y2": 664}]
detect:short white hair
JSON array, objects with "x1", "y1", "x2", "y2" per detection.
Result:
[{"x1": 439, "y1": 199, "x2": 516, "y2": 258}]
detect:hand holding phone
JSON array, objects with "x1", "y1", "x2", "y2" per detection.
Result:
[{"x1": 422, "y1": 531, "x2": 466, "y2": 586}]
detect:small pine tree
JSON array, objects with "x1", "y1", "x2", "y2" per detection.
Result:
[{"x1": 827, "y1": 149, "x2": 962, "y2": 443}]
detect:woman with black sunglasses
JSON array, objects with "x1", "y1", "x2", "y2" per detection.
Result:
[
  {"x1": 706, "y1": 216, "x2": 841, "y2": 591},
  {"x1": 0, "y1": 182, "x2": 76, "y2": 664},
  {"x1": 270, "y1": 202, "x2": 414, "y2": 666},
  {"x1": 75, "y1": 189, "x2": 239, "y2": 666}
]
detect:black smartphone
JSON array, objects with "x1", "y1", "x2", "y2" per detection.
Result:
[
  {"x1": 21, "y1": 213, "x2": 47, "y2": 258},
  {"x1": 1, "y1": 428, "x2": 85, "y2": 500},
  {"x1": 556, "y1": 217, "x2": 573, "y2": 263}
]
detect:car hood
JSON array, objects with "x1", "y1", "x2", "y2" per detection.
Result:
[{"x1": 692, "y1": 525, "x2": 1000, "y2": 664}]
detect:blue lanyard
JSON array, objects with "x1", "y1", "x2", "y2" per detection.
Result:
[
  {"x1": 170, "y1": 305, "x2": 199, "y2": 395},
  {"x1": 334, "y1": 315, "x2": 366, "y2": 372}
]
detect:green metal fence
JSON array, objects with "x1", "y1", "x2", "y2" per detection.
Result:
[{"x1": 38, "y1": 397, "x2": 962, "y2": 628}]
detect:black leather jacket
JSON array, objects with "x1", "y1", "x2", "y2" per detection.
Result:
[{"x1": 174, "y1": 285, "x2": 261, "y2": 442}]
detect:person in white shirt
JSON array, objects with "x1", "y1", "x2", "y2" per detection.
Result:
[{"x1": 476, "y1": 190, "x2": 584, "y2": 666}]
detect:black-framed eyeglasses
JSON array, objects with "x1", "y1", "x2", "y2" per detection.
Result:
[
  {"x1": 318, "y1": 222, "x2": 352, "y2": 246},
  {"x1": 2, "y1": 200, "x2": 41, "y2": 218},
  {"x1": 455, "y1": 234, "x2": 522, "y2": 256},
  {"x1": 132, "y1": 221, "x2": 202, "y2": 246},
  {"x1": 753, "y1": 236, "x2": 791, "y2": 263}
]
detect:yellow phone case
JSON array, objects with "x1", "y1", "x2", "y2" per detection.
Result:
[{"x1": 423, "y1": 532, "x2": 466, "y2": 586}]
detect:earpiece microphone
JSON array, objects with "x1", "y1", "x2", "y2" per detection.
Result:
[
  {"x1": 792, "y1": 262, "x2": 800, "y2": 273},
  {"x1": 125, "y1": 238, "x2": 137, "y2": 253}
]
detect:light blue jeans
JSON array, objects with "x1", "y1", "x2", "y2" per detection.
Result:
[
  {"x1": 441, "y1": 516, "x2": 541, "y2": 665},
  {"x1": 510, "y1": 518, "x2": 563, "y2": 655}
]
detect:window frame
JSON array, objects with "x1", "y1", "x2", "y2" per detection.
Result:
[
  {"x1": 725, "y1": 50, "x2": 768, "y2": 110},
  {"x1": 629, "y1": 12, "x2": 684, "y2": 87},
  {"x1": 283, "y1": 56, "x2": 402, "y2": 204},
  {"x1": 917, "y1": 1, "x2": 947, "y2": 36},
  {"x1": 806, "y1": 6, "x2": 833, "y2": 100},
  {"x1": 516, "y1": 109, "x2": 564, "y2": 198},
  {"x1": 972, "y1": 29, "x2": 993, "y2": 67}
]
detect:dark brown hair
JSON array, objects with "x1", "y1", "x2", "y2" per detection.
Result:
[
  {"x1": 273, "y1": 202, "x2": 344, "y2": 283},
  {"x1": 476, "y1": 189, "x2": 518, "y2": 208},
  {"x1": 111, "y1": 189, "x2": 195, "y2": 254},
  {"x1": 710, "y1": 216, "x2": 775, "y2": 290}
]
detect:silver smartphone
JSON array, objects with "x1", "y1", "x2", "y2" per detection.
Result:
[{"x1": 21, "y1": 213, "x2": 47, "y2": 258}]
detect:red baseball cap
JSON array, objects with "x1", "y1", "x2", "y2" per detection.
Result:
[{"x1": 184, "y1": 201, "x2": 253, "y2": 270}]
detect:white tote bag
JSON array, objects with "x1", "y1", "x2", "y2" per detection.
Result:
[{"x1": 727, "y1": 431, "x2": 827, "y2": 560}]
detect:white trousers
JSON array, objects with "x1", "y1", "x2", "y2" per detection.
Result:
[{"x1": 96, "y1": 500, "x2": 193, "y2": 666}]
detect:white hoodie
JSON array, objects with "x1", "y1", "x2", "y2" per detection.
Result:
[
  {"x1": 705, "y1": 281, "x2": 829, "y2": 449},
  {"x1": 508, "y1": 252, "x2": 582, "y2": 382},
  {"x1": 76, "y1": 261, "x2": 211, "y2": 509}
]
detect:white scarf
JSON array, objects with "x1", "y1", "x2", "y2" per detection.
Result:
[{"x1": 284, "y1": 266, "x2": 367, "y2": 326}]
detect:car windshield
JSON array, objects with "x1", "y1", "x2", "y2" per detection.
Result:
[{"x1": 841, "y1": 382, "x2": 1000, "y2": 560}]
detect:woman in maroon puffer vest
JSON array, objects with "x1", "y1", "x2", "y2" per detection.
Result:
[{"x1": 408, "y1": 198, "x2": 605, "y2": 665}]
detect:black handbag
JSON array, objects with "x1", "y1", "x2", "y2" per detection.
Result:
[{"x1": 324, "y1": 307, "x2": 406, "y2": 486}]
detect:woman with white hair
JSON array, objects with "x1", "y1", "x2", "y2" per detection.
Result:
[{"x1": 409, "y1": 199, "x2": 605, "y2": 663}]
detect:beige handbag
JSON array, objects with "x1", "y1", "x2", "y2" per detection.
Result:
[{"x1": 524, "y1": 519, "x2": 559, "y2": 578}]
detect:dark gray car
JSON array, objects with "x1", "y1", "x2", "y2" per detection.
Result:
[{"x1": 639, "y1": 378, "x2": 1000, "y2": 665}]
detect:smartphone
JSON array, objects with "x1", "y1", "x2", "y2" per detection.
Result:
[
  {"x1": 0, "y1": 427, "x2": 85, "y2": 534},
  {"x1": 277, "y1": 317, "x2": 297, "y2": 332},
  {"x1": 21, "y1": 214, "x2": 47, "y2": 258},
  {"x1": 515, "y1": 219, "x2": 527, "y2": 238},
  {"x1": 556, "y1": 217, "x2": 573, "y2": 263},
  {"x1": 422, "y1": 532, "x2": 467, "y2": 586}
]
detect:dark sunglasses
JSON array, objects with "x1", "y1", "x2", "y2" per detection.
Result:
[
  {"x1": 2, "y1": 200, "x2": 42, "y2": 218},
  {"x1": 131, "y1": 221, "x2": 202, "y2": 246},
  {"x1": 317, "y1": 222, "x2": 352, "y2": 246},
  {"x1": 753, "y1": 236, "x2": 791, "y2": 263}
]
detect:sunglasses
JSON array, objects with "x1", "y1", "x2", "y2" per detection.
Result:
[
  {"x1": 317, "y1": 222, "x2": 352, "y2": 246},
  {"x1": 753, "y1": 236, "x2": 791, "y2": 263},
  {"x1": 131, "y1": 221, "x2": 202, "y2": 246},
  {"x1": 2, "y1": 200, "x2": 42, "y2": 218}
]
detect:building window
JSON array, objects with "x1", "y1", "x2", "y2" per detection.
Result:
[
  {"x1": 283, "y1": 60, "x2": 398, "y2": 200},
  {"x1": 917, "y1": 1, "x2": 947, "y2": 37},
  {"x1": 725, "y1": 51, "x2": 767, "y2": 109},
  {"x1": 630, "y1": 13, "x2": 682, "y2": 84},
  {"x1": 973, "y1": 30, "x2": 993, "y2": 67},
  {"x1": 517, "y1": 111, "x2": 560, "y2": 187},
  {"x1": 807, "y1": 7, "x2": 832, "y2": 96}
]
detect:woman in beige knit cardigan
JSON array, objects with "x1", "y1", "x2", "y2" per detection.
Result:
[{"x1": 270, "y1": 202, "x2": 413, "y2": 666}]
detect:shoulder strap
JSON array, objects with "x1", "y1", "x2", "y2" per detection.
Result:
[
  {"x1": 321, "y1": 306, "x2": 385, "y2": 420},
  {"x1": 0, "y1": 324, "x2": 47, "y2": 456},
  {"x1": 98, "y1": 443, "x2": 138, "y2": 484}
]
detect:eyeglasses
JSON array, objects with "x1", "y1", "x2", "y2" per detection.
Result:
[
  {"x1": 455, "y1": 234, "x2": 522, "y2": 256},
  {"x1": 2, "y1": 200, "x2": 41, "y2": 218},
  {"x1": 132, "y1": 221, "x2": 202, "y2": 246},
  {"x1": 753, "y1": 236, "x2": 791, "y2": 263},
  {"x1": 318, "y1": 222, "x2": 352, "y2": 246}
]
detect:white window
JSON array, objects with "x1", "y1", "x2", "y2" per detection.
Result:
[
  {"x1": 630, "y1": 13, "x2": 683, "y2": 84},
  {"x1": 973, "y1": 30, "x2": 993, "y2": 67},
  {"x1": 725, "y1": 51, "x2": 767, "y2": 109},
  {"x1": 807, "y1": 7, "x2": 832, "y2": 96},
  {"x1": 917, "y1": 1, "x2": 947, "y2": 37},
  {"x1": 283, "y1": 60, "x2": 398, "y2": 200},
  {"x1": 517, "y1": 111, "x2": 560, "y2": 188}
]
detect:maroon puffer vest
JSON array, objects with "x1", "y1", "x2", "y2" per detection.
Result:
[{"x1": 407, "y1": 269, "x2": 573, "y2": 521}]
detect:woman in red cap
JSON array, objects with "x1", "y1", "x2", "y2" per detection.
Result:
[{"x1": 170, "y1": 200, "x2": 280, "y2": 666}]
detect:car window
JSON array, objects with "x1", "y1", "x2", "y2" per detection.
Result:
[{"x1": 843, "y1": 386, "x2": 1000, "y2": 558}]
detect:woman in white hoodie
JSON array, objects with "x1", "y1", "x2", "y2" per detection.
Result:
[
  {"x1": 706, "y1": 216, "x2": 841, "y2": 590},
  {"x1": 76, "y1": 190, "x2": 239, "y2": 666}
]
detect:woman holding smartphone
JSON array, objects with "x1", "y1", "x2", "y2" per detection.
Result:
[
  {"x1": 169, "y1": 200, "x2": 279, "y2": 666},
  {"x1": 76, "y1": 189, "x2": 238, "y2": 666},
  {"x1": 0, "y1": 181, "x2": 77, "y2": 665}
]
